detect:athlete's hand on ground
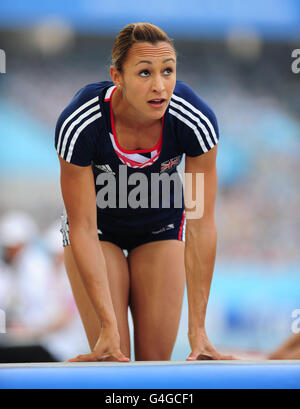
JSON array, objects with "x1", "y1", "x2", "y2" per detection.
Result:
[
  {"x1": 186, "y1": 327, "x2": 237, "y2": 361},
  {"x1": 66, "y1": 325, "x2": 130, "y2": 363}
]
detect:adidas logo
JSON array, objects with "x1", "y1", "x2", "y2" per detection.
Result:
[
  {"x1": 152, "y1": 223, "x2": 175, "y2": 234},
  {"x1": 94, "y1": 164, "x2": 115, "y2": 175}
]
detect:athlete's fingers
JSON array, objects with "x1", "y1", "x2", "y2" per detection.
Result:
[
  {"x1": 100, "y1": 351, "x2": 130, "y2": 362},
  {"x1": 66, "y1": 351, "x2": 130, "y2": 363},
  {"x1": 186, "y1": 351, "x2": 238, "y2": 361},
  {"x1": 66, "y1": 354, "x2": 98, "y2": 362},
  {"x1": 66, "y1": 352, "x2": 116, "y2": 362},
  {"x1": 186, "y1": 352, "x2": 198, "y2": 361},
  {"x1": 114, "y1": 352, "x2": 130, "y2": 362},
  {"x1": 186, "y1": 353, "x2": 213, "y2": 361},
  {"x1": 186, "y1": 349, "x2": 210, "y2": 360},
  {"x1": 186, "y1": 351, "x2": 214, "y2": 361}
]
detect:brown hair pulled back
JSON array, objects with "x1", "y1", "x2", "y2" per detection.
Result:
[{"x1": 112, "y1": 22, "x2": 176, "y2": 72}]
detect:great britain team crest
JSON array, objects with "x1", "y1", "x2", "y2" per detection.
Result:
[{"x1": 160, "y1": 156, "x2": 181, "y2": 173}]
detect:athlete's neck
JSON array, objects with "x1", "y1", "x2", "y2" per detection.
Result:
[{"x1": 111, "y1": 87, "x2": 161, "y2": 131}]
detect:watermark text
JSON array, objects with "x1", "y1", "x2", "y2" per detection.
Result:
[
  {"x1": 95, "y1": 165, "x2": 204, "y2": 219},
  {"x1": 0, "y1": 309, "x2": 6, "y2": 333},
  {"x1": 291, "y1": 309, "x2": 300, "y2": 334},
  {"x1": 291, "y1": 49, "x2": 300, "y2": 74},
  {"x1": 0, "y1": 49, "x2": 6, "y2": 74}
]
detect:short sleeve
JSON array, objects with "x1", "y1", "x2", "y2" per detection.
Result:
[
  {"x1": 171, "y1": 81, "x2": 219, "y2": 157},
  {"x1": 54, "y1": 90, "x2": 102, "y2": 166}
]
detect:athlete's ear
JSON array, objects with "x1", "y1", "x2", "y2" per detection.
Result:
[{"x1": 110, "y1": 65, "x2": 122, "y2": 88}]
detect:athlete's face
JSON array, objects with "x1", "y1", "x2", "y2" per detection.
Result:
[{"x1": 115, "y1": 41, "x2": 176, "y2": 121}]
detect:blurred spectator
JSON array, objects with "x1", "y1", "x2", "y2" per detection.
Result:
[
  {"x1": 0, "y1": 212, "x2": 88, "y2": 362},
  {"x1": 0, "y1": 211, "x2": 56, "y2": 362}
]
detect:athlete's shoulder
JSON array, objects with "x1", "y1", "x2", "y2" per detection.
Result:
[
  {"x1": 55, "y1": 81, "x2": 113, "y2": 166},
  {"x1": 169, "y1": 81, "x2": 219, "y2": 157},
  {"x1": 60, "y1": 81, "x2": 113, "y2": 118},
  {"x1": 72, "y1": 81, "x2": 113, "y2": 105}
]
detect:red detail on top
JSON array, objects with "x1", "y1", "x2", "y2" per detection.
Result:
[{"x1": 178, "y1": 211, "x2": 185, "y2": 240}]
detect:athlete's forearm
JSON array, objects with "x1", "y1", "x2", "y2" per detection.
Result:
[
  {"x1": 69, "y1": 226, "x2": 118, "y2": 329},
  {"x1": 185, "y1": 219, "x2": 217, "y2": 334}
]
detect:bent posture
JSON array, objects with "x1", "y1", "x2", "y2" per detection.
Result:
[{"x1": 55, "y1": 22, "x2": 233, "y2": 362}]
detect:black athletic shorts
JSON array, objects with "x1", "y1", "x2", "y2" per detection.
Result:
[{"x1": 61, "y1": 210, "x2": 186, "y2": 254}]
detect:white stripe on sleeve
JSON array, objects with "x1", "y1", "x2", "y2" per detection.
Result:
[
  {"x1": 169, "y1": 108, "x2": 208, "y2": 153},
  {"x1": 60, "y1": 104, "x2": 101, "y2": 158},
  {"x1": 171, "y1": 93, "x2": 218, "y2": 144},
  {"x1": 65, "y1": 112, "x2": 102, "y2": 163},
  {"x1": 170, "y1": 100, "x2": 215, "y2": 148},
  {"x1": 56, "y1": 96, "x2": 99, "y2": 154}
]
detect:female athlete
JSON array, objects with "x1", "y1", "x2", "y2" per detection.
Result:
[{"x1": 55, "y1": 22, "x2": 234, "y2": 362}]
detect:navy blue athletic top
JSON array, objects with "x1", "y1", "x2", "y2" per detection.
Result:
[{"x1": 55, "y1": 80, "x2": 219, "y2": 233}]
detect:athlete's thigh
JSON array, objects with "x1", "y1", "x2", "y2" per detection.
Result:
[
  {"x1": 64, "y1": 241, "x2": 131, "y2": 358},
  {"x1": 128, "y1": 240, "x2": 185, "y2": 361}
]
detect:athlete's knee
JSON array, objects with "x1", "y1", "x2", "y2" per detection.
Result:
[
  {"x1": 134, "y1": 342, "x2": 173, "y2": 361},
  {"x1": 135, "y1": 350, "x2": 172, "y2": 361}
]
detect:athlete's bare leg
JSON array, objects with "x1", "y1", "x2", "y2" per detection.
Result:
[
  {"x1": 64, "y1": 242, "x2": 131, "y2": 359},
  {"x1": 128, "y1": 240, "x2": 185, "y2": 361}
]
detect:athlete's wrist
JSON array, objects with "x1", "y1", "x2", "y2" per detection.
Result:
[
  {"x1": 101, "y1": 317, "x2": 119, "y2": 330},
  {"x1": 188, "y1": 321, "x2": 206, "y2": 336}
]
